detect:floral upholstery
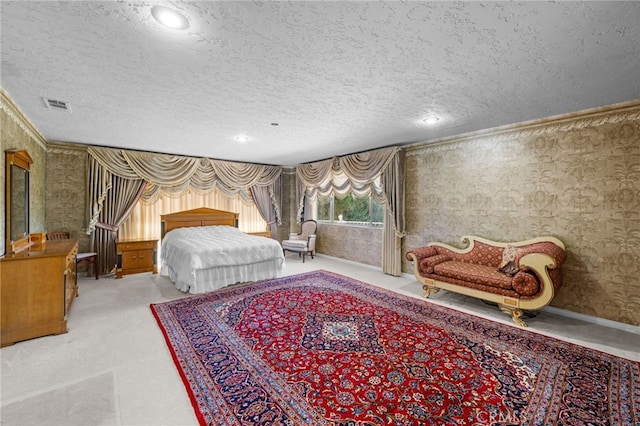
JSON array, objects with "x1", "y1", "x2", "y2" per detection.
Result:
[
  {"x1": 436, "y1": 241, "x2": 504, "y2": 266},
  {"x1": 406, "y1": 237, "x2": 565, "y2": 299},
  {"x1": 417, "y1": 273, "x2": 523, "y2": 299},
  {"x1": 406, "y1": 236, "x2": 566, "y2": 326},
  {"x1": 433, "y1": 261, "x2": 514, "y2": 290},
  {"x1": 514, "y1": 242, "x2": 566, "y2": 271},
  {"x1": 411, "y1": 246, "x2": 438, "y2": 260},
  {"x1": 419, "y1": 254, "x2": 451, "y2": 274},
  {"x1": 512, "y1": 271, "x2": 540, "y2": 296}
]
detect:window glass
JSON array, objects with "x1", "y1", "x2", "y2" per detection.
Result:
[
  {"x1": 371, "y1": 199, "x2": 384, "y2": 225},
  {"x1": 334, "y1": 194, "x2": 370, "y2": 222},
  {"x1": 317, "y1": 196, "x2": 331, "y2": 221},
  {"x1": 315, "y1": 193, "x2": 383, "y2": 226}
]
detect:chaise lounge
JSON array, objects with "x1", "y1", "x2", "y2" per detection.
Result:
[{"x1": 406, "y1": 236, "x2": 566, "y2": 327}]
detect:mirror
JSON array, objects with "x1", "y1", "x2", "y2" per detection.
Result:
[
  {"x1": 10, "y1": 165, "x2": 29, "y2": 240},
  {"x1": 5, "y1": 150, "x2": 32, "y2": 253}
]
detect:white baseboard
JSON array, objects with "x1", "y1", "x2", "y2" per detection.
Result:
[
  {"x1": 315, "y1": 253, "x2": 381, "y2": 271},
  {"x1": 318, "y1": 254, "x2": 640, "y2": 335},
  {"x1": 542, "y1": 305, "x2": 640, "y2": 335},
  {"x1": 400, "y1": 271, "x2": 640, "y2": 335}
]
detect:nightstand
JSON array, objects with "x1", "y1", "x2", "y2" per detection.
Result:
[{"x1": 116, "y1": 239, "x2": 158, "y2": 279}]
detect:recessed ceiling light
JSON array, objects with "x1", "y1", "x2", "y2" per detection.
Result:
[
  {"x1": 235, "y1": 135, "x2": 250, "y2": 143},
  {"x1": 151, "y1": 6, "x2": 189, "y2": 30},
  {"x1": 422, "y1": 115, "x2": 441, "y2": 125}
]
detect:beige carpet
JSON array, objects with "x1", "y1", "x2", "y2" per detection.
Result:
[
  {"x1": 1, "y1": 254, "x2": 638, "y2": 426},
  {"x1": 1, "y1": 372, "x2": 117, "y2": 426}
]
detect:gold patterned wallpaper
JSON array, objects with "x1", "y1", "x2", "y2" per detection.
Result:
[
  {"x1": 0, "y1": 92, "x2": 47, "y2": 255},
  {"x1": 45, "y1": 142, "x2": 92, "y2": 252},
  {"x1": 403, "y1": 103, "x2": 640, "y2": 326},
  {"x1": 315, "y1": 223, "x2": 383, "y2": 268}
]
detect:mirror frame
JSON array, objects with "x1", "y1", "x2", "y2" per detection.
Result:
[{"x1": 5, "y1": 149, "x2": 33, "y2": 253}]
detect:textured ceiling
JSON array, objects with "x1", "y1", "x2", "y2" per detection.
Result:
[{"x1": 1, "y1": 1, "x2": 639, "y2": 166}]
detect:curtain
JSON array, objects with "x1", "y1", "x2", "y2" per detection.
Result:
[
  {"x1": 87, "y1": 146, "x2": 282, "y2": 228},
  {"x1": 296, "y1": 146, "x2": 399, "y2": 219},
  {"x1": 86, "y1": 156, "x2": 145, "y2": 275},
  {"x1": 380, "y1": 149, "x2": 406, "y2": 275},
  {"x1": 96, "y1": 176, "x2": 145, "y2": 275},
  {"x1": 250, "y1": 183, "x2": 281, "y2": 238},
  {"x1": 295, "y1": 146, "x2": 405, "y2": 275}
]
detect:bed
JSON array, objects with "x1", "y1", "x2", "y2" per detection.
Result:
[{"x1": 159, "y1": 208, "x2": 285, "y2": 294}]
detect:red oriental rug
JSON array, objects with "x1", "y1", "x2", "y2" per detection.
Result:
[{"x1": 150, "y1": 270, "x2": 639, "y2": 425}]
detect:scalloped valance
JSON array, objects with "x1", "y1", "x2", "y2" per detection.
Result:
[{"x1": 87, "y1": 146, "x2": 281, "y2": 200}]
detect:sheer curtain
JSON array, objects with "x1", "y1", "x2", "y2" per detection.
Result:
[{"x1": 118, "y1": 190, "x2": 268, "y2": 242}]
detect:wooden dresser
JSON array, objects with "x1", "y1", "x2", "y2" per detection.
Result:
[
  {"x1": 1, "y1": 239, "x2": 78, "y2": 347},
  {"x1": 116, "y1": 239, "x2": 158, "y2": 279}
]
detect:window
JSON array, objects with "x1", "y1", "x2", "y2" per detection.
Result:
[
  {"x1": 315, "y1": 194, "x2": 383, "y2": 226},
  {"x1": 317, "y1": 196, "x2": 331, "y2": 221}
]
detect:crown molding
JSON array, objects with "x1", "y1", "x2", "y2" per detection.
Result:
[
  {"x1": 407, "y1": 100, "x2": 640, "y2": 157},
  {"x1": 0, "y1": 88, "x2": 48, "y2": 151},
  {"x1": 46, "y1": 140, "x2": 88, "y2": 156}
]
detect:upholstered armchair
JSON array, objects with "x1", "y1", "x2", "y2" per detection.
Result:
[{"x1": 281, "y1": 220, "x2": 317, "y2": 262}]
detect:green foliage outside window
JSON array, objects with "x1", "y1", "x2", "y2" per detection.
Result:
[
  {"x1": 334, "y1": 195, "x2": 370, "y2": 222},
  {"x1": 315, "y1": 194, "x2": 383, "y2": 226}
]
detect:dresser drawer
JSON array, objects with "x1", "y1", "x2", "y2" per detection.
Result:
[{"x1": 119, "y1": 241, "x2": 155, "y2": 251}]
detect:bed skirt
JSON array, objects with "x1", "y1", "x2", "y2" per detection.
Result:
[{"x1": 161, "y1": 258, "x2": 286, "y2": 294}]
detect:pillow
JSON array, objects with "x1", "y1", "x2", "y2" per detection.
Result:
[
  {"x1": 500, "y1": 245, "x2": 521, "y2": 267},
  {"x1": 499, "y1": 260, "x2": 519, "y2": 277}
]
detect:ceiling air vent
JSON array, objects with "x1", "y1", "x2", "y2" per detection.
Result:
[{"x1": 42, "y1": 97, "x2": 71, "y2": 113}]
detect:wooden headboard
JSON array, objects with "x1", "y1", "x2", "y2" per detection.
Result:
[{"x1": 160, "y1": 207, "x2": 239, "y2": 238}]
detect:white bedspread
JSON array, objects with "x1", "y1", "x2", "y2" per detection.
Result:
[{"x1": 161, "y1": 226, "x2": 285, "y2": 294}]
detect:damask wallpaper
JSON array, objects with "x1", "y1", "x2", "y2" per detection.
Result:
[
  {"x1": 403, "y1": 103, "x2": 640, "y2": 326},
  {"x1": 315, "y1": 223, "x2": 383, "y2": 268},
  {"x1": 0, "y1": 94, "x2": 47, "y2": 255},
  {"x1": 45, "y1": 142, "x2": 91, "y2": 252}
]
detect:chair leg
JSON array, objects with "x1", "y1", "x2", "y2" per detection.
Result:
[
  {"x1": 95, "y1": 256, "x2": 99, "y2": 280},
  {"x1": 302, "y1": 252, "x2": 305, "y2": 263}
]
